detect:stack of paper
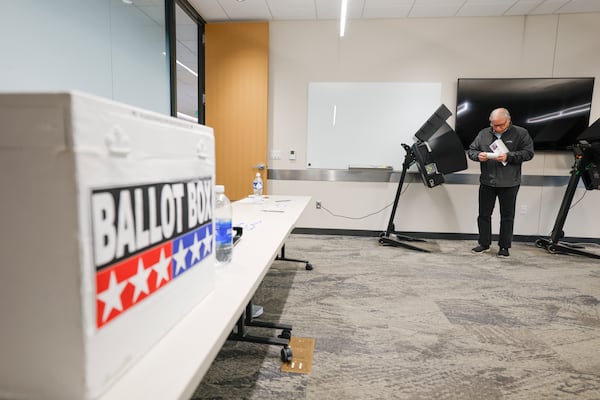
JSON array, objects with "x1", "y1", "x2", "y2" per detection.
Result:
[{"x1": 490, "y1": 138, "x2": 509, "y2": 166}]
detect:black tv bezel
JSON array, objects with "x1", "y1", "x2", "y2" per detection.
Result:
[{"x1": 455, "y1": 77, "x2": 595, "y2": 151}]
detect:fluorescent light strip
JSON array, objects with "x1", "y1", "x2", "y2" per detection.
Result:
[
  {"x1": 340, "y1": 0, "x2": 348, "y2": 37},
  {"x1": 176, "y1": 60, "x2": 198, "y2": 77},
  {"x1": 162, "y1": 52, "x2": 198, "y2": 78}
]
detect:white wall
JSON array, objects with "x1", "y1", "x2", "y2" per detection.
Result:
[{"x1": 267, "y1": 14, "x2": 600, "y2": 239}]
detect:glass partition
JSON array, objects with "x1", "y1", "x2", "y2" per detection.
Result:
[{"x1": 0, "y1": 0, "x2": 170, "y2": 115}]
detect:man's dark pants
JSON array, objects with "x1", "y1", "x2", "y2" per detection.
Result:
[{"x1": 477, "y1": 184, "x2": 520, "y2": 249}]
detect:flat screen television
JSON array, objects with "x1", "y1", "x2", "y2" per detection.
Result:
[{"x1": 455, "y1": 77, "x2": 595, "y2": 151}]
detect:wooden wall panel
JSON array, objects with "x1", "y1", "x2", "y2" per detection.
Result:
[{"x1": 205, "y1": 22, "x2": 268, "y2": 201}]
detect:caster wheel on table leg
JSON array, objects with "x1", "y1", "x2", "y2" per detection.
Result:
[
  {"x1": 278, "y1": 329, "x2": 292, "y2": 340},
  {"x1": 280, "y1": 346, "x2": 293, "y2": 362}
]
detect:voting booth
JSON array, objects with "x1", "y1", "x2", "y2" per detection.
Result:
[{"x1": 0, "y1": 92, "x2": 216, "y2": 399}]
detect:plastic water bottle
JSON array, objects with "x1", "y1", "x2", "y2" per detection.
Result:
[
  {"x1": 214, "y1": 185, "x2": 233, "y2": 264},
  {"x1": 252, "y1": 172, "x2": 263, "y2": 202}
]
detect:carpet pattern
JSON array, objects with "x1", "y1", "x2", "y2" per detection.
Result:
[{"x1": 192, "y1": 235, "x2": 600, "y2": 399}]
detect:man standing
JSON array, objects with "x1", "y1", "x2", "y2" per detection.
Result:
[{"x1": 468, "y1": 108, "x2": 534, "y2": 257}]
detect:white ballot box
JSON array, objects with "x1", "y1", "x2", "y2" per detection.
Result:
[{"x1": 0, "y1": 92, "x2": 216, "y2": 399}]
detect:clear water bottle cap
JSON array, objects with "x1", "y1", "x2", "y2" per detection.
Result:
[{"x1": 215, "y1": 185, "x2": 225, "y2": 193}]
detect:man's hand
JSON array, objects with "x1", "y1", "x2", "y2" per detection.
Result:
[
  {"x1": 496, "y1": 153, "x2": 507, "y2": 163},
  {"x1": 479, "y1": 152, "x2": 507, "y2": 163}
]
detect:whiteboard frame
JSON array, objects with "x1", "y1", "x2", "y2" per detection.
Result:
[{"x1": 306, "y1": 82, "x2": 442, "y2": 170}]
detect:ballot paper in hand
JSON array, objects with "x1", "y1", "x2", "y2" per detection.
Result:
[{"x1": 490, "y1": 138, "x2": 509, "y2": 166}]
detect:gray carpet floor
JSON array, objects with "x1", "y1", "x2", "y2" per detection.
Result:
[{"x1": 192, "y1": 234, "x2": 600, "y2": 400}]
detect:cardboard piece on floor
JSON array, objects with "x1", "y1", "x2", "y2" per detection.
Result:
[{"x1": 281, "y1": 337, "x2": 315, "y2": 374}]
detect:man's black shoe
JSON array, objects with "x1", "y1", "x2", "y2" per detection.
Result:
[
  {"x1": 497, "y1": 247, "x2": 510, "y2": 257},
  {"x1": 471, "y1": 245, "x2": 490, "y2": 253}
]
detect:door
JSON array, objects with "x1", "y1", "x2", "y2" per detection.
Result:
[{"x1": 205, "y1": 22, "x2": 268, "y2": 201}]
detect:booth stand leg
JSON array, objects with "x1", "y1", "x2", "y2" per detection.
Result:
[
  {"x1": 379, "y1": 144, "x2": 430, "y2": 253},
  {"x1": 535, "y1": 157, "x2": 600, "y2": 260}
]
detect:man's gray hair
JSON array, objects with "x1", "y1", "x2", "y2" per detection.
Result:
[{"x1": 490, "y1": 108, "x2": 511, "y2": 121}]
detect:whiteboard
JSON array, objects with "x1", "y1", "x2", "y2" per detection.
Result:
[{"x1": 307, "y1": 82, "x2": 442, "y2": 170}]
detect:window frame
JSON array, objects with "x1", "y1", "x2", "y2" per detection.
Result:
[{"x1": 166, "y1": 0, "x2": 205, "y2": 124}]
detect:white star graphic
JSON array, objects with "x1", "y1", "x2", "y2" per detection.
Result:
[
  {"x1": 153, "y1": 248, "x2": 172, "y2": 288},
  {"x1": 189, "y1": 233, "x2": 202, "y2": 264},
  {"x1": 97, "y1": 271, "x2": 128, "y2": 322},
  {"x1": 172, "y1": 240, "x2": 188, "y2": 274},
  {"x1": 202, "y1": 230, "x2": 213, "y2": 256},
  {"x1": 129, "y1": 258, "x2": 152, "y2": 303}
]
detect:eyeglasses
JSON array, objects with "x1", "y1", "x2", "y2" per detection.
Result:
[{"x1": 490, "y1": 119, "x2": 509, "y2": 129}]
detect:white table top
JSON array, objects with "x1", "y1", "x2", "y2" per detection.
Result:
[{"x1": 100, "y1": 195, "x2": 311, "y2": 400}]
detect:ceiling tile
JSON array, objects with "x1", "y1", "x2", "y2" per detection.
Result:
[
  {"x1": 267, "y1": 0, "x2": 316, "y2": 20},
  {"x1": 362, "y1": 0, "x2": 413, "y2": 19},
  {"x1": 529, "y1": 0, "x2": 570, "y2": 14},
  {"x1": 558, "y1": 0, "x2": 600, "y2": 13},
  {"x1": 503, "y1": 0, "x2": 545, "y2": 16},
  {"x1": 189, "y1": 0, "x2": 600, "y2": 21},
  {"x1": 218, "y1": 0, "x2": 272, "y2": 20},
  {"x1": 347, "y1": 0, "x2": 367, "y2": 19},
  {"x1": 457, "y1": 0, "x2": 519, "y2": 17},
  {"x1": 314, "y1": 0, "x2": 367, "y2": 20},
  {"x1": 409, "y1": 1, "x2": 465, "y2": 18},
  {"x1": 315, "y1": 0, "x2": 341, "y2": 19},
  {"x1": 188, "y1": 0, "x2": 228, "y2": 21}
]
